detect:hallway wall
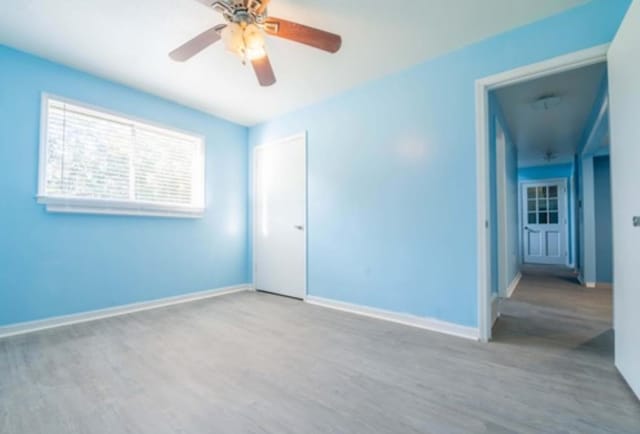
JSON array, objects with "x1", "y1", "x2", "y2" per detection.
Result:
[{"x1": 594, "y1": 156, "x2": 613, "y2": 284}]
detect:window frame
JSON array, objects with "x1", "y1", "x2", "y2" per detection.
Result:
[{"x1": 37, "y1": 93, "x2": 206, "y2": 219}]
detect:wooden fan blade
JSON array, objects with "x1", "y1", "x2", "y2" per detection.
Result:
[
  {"x1": 169, "y1": 24, "x2": 226, "y2": 62},
  {"x1": 251, "y1": 55, "x2": 276, "y2": 87},
  {"x1": 264, "y1": 17, "x2": 341, "y2": 53},
  {"x1": 256, "y1": 0, "x2": 270, "y2": 15}
]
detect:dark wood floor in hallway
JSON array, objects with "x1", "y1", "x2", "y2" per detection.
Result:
[{"x1": 1, "y1": 276, "x2": 639, "y2": 433}]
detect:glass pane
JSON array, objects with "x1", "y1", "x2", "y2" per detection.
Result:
[
  {"x1": 528, "y1": 200, "x2": 536, "y2": 211},
  {"x1": 539, "y1": 212, "x2": 548, "y2": 224},
  {"x1": 527, "y1": 187, "x2": 537, "y2": 200},
  {"x1": 528, "y1": 213, "x2": 537, "y2": 224},
  {"x1": 538, "y1": 187, "x2": 547, "y2": 198},
  {"x1": 549, "y1": 199, "x2": 558, "y2": 211},
  {"x1": 539, "y1": 199, "x2": 548, "y2": 211},
  {"x1": 549, "y1": 186, "x2": 558, "y2": 198},
  {"x1": 549, "y1": 212, "x2": 559, "y2": 224}
]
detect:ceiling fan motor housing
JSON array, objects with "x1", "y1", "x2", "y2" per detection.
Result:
[{"x1": 214, "y1": 0, "x2": 268, "y2": 26}]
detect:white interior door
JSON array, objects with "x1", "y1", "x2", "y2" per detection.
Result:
[
  {"x1": 608, "y1": 0, "x2": 640, "y2": 399},
  {"x1": 522, "y1": 181, "x2": 567, "y2": 265},
  {"x1": 253, "y1": 134, "x2": 306, "y2": 299}
]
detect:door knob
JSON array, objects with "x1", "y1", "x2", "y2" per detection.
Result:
[{"x1": 294, "y1": 225, "x2": 304, "y2": 231}]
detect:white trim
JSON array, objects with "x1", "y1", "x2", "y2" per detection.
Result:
[
  {"x1": 38, "y1": 93, "x2": 206, "y2": 218},
  {"x1": 577, "y1": 275, "x2": 603, "y2": 289},
  {"x1": 496, "y1": 120, "x2": 509, "y2": 298},
  {"x1": 475, "y1": 44, "x2": 609, "y2": 343},
  {"x1": 476, "y1": 73, "x2": 491, "y2": 342},
  {"x1": 0, "y1": 285, "x2": 252, "y2": 339},
  {"x1": 252, "y1": 132, "x2": 308, "y2": 297},
  {"x1": 37, "y1": 196, "x2": 204, "y2": 219},
  {"x1": 305, "y1": 296, "x2": 479, "y2": 341},
  {"x1": 506, "y1": 272, "x2": 523, "y2": 298}
]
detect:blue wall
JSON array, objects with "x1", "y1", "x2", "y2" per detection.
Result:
[
  {"x1": 518, "y1": 163, "x2": 574, "y2": 182},
  {"x1": 0, "y1": 46, "x2": 250, "y2": 326},
  {"x1": 577, "y1": 74, "x2": 610, "y2": 284},
  {"x1": 594, "y1": 156, "x2": 613, "y2": 283},
  {"x1": 249, "y1": 0, "x2": 629, "y2": 327}
]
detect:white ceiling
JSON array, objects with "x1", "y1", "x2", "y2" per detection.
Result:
[
  {"x1": 494, "y1": 62, "x2": 607, "y2": 167},
  {"x1": 0, "y1": 0, "x2": 587, "y2": 126}
]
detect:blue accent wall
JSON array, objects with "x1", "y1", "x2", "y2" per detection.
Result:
[
  {"x1": 0, "y1": 45, "x2": 250, "y2": 326},
  {"x1": 249, "y1": 0, "x2": 629, "y2": 327},
  {"x1": 594, "y1": 156, "x2": 613, "y2": 283}
]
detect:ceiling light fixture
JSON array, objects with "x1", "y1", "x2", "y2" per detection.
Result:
[
  {"x1": 221, "y1": 22, "x2": 267, "y2": 63},
  {"x1": 543, "y1": 150, "x2": 557, "y2": 162},
  {"x1": 532, "y1": 94, "x2": 562, "y2": 111}
]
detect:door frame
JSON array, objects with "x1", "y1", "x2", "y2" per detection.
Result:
[
  {"x1": 475, "y1": 44, "x2": 608, "y2": 342},
  {"x1": 251, "y1": 131, "x2": 308, "y2": 298},
  {"x1": 519, "y1": 178, "x2": 569, "y2": 266},
  {"x1": 495, "y1": 119, "x2": 509, "y2": 297}
]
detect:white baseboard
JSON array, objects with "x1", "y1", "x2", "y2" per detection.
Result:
[
  {"x1": 576, "y1": 274, "x2": 597, "y2": 288},
  {"x1": 506, "y1": 272, "x2": 522, "y2": 298},
  {"x1": 0, "y1": 284, "x2": 252, "y2": 339},
  {"x1": 305, "y1": 296, "x2": 479, "y2": 341}
]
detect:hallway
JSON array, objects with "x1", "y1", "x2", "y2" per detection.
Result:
[{"x1": 494, "y1": 264, "x2": 613, "y2": 359}]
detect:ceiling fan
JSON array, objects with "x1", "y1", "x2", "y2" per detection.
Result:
[{"x1": 169, "y1": 0, "x2": 342, "y2": 87}]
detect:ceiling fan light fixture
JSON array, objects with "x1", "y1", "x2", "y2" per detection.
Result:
[
  {"x1": 169, "y1": 0, "x2": 342, "y2": 86},
  {"x1": 221, "y1": 22, "x2": 266, "y2": 61},
  {"x1": 246, "y1": 46, "x2": 267, "y2": 60},
  {"x1": 221, "y1": 22, "x2": 245, "y2": 58},
  {"x1": 243, "y1": 24, "x2": 267, "y2": 60}
]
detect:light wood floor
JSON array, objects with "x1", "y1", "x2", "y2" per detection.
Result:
[{"x1": 1, "y1": 276, "x2": 638, "y2": 433}]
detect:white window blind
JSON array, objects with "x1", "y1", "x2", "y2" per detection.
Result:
[{"x1": 38, "y1": 95, "x2": 205, "y2": 218}]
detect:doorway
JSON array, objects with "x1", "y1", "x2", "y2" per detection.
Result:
[
  {"x1": 475, "y1": 44, "x2": 610, "y2": 342},
  {"x1": 253, "y1": 133, "x2": 307, "y2": 299},
  {"x1": 476, "y1": 49, "x2": 624, "y2": 396}
]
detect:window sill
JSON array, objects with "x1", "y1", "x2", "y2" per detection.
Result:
[{"x1": 36, "y1": 196, "x2": 205, "y2": 219}]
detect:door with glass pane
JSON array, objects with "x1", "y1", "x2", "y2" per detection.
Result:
[{"x1": 522, "y1": 181, "x2": 567, "y2": 265}]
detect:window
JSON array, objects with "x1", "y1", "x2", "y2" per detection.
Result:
[
  {"x1": 526, "y1": 185, "x2": 559, "y2": 225},
  {"x1": 38, "y1": 95, "x2": 205, "y2": 218}
]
